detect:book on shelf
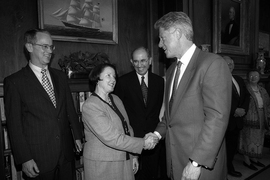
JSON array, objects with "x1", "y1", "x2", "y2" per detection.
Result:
[
  {"x1": 0, "y1": 97, "x2": 6, "y2": 121},
  {"x1": 4, "y1": 154, "x2": 12, "y2": 180},
  {"x1": 71, "y1": 91, "x2": 91, "y2": 114},
  {"x1": 10, "y1": 154, "x2": 19, "y2": 180},
  {"x1": 3, "y1": 126, "x2": 10, "y2": 150},
  {"x1": 76, "y1": 168, "x2": 84, "y2": 180},
  {"x1": 79, "y1": 92, "x2": 86, "y2": 113}
]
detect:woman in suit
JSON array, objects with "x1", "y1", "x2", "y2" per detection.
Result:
[
  {"x1": 82, "y1": 63, "x2": 157, "y2": 180},
  {"x1": 239, "y1": 70, "x2": 270, "y2": 170}
]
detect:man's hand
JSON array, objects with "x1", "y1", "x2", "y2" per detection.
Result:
[
  {"x1": 181, "y1": 161, "x2": 201, "y2": 180},
  {"x1": 22, "y1": 159, "x2": 39, "y2": 178},
  {"x1": 143, "y1": 132, "x2": 159, "y2": 150},
  {"x1": 234, "y1": 108, "x2": 245, "y2": 117},
  {"x1": 75, "y1": 139, "x2": 83, "y2": 153},
  {"x1": 132, "y1": 157, "x2": 139, "y2": 174}
]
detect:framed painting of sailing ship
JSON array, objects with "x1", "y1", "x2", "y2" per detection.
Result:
[{"x1": 38, "y1": 0, "x2": 118, "y2": 44}]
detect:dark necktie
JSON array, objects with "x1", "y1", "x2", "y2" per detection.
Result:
[
  {"x1": 169, "y1": 61, "x2": 182, "y2": 113},
  {"x1": 141, "y1": 76, "x2": 148, "y2": 105},
  {"x1": 232, "y1": 81, "x2": 239, "y2": 96},
  {"x1": 41, "y1": 69, "x2": 56, "y2": 108}
]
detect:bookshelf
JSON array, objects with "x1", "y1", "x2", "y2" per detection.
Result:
[
  {"x1": 0, "y1": 83, "x2": 23, "y2": 180},
  {"x1": 0, "y1": 83, "x2": 5, "y2": 180},
  {"x1": 1, "y1": 83, "x2": 15, "y2": 180},
  {"x1": 0, "y1": 79, "x2": 93, "y2": 180},
  {"x1": 69, "y1": 78, "x2": 93, "y2": 180}
]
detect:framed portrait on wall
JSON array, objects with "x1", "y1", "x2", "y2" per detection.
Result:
[
  {"x1": 38, "y1": 0, "x2": 118, "y2": 44},
  {"x1": 213, "y1": 0, "x2": 249, "y2": 55},
  {"x1": 259, "y1": 31, "x2": 270, "y2": 57}
]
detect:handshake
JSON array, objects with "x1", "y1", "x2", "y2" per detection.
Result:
[{"x1": 143, "y1": 132, "x2": 159, "y2": 150}]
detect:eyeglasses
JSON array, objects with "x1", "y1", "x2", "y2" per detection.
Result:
[{"x1": 32, "y1": 43, "x2": 55, "y2": 51}]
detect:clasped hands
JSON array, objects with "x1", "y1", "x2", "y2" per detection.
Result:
[
  {"x1": 234, "y1": 108, "x2": 246, "y2": 117},
  {"x1": 143, "y1": 132, "x2": 159, "y2": 150}
]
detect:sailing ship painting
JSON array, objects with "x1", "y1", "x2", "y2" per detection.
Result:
[
  {"x1": 52, "y1": 0, "x2": 102, "y2": 31},
  {"x1": 38, "y1": 0, "x2": 117, "y2": 44}
]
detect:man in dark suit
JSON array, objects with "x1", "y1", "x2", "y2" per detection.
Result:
[
  {"x1": 149, "y1": 12, "x2": 231, "y2": 180},
  {"x1": 4, "y1": 29, "x2": 83, "y2": 180},
  {"x1": 114, "y1": 47, "x2": 164, "y2": 180},
  {"x1": 223, "y1": 56, "x2": 250, "y2": 178}
]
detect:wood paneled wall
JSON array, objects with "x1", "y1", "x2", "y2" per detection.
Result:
[
  {"x1": 0, "y1": 0, "x2": 150, "y2": 82},
  {"x1": 0, "y1": 0, "x2": 261, "y2": 82}
]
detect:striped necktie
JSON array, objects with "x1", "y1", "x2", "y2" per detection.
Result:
[
  {"x1": 41, "y1": 69, "x2": 56, "y2": 108},
  {"x1": 141, "y1": 76, "x2": 148, "y2": 105}
]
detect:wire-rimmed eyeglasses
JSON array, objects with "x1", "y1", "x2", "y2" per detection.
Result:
[{"x1": 32, "y1": 43, "x2": 55, "y2": 51}]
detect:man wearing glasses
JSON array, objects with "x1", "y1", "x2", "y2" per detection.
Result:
[
  {"x1": 4, "y1": 29, "x2": 83, "y2": 180},
  {"x1": 114, "y1": 47, "x2": 165, "y2": 180}
]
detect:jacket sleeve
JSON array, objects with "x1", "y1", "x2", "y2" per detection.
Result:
[{"x1": 82, "y1": 97, "x2": 144, "y2": 154}]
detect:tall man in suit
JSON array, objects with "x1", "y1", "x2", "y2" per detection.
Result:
[
  {"x1": 150, "y1": 12, "x2": 231, "y2": 180},
  {"x1": 223, "y1": 56, "x2": 250, "y2": 178},
  {"x1": 114, "y1": 47, "x2": 164, "y2": 180},
  {"x1": 4, "y1": 29, "x2": 83, "y2": 180}
]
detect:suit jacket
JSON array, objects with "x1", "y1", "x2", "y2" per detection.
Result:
[
  {"x1": 114, "y1": 71, "x2": 164, "y2": 138},
  {"x1": 82, "y1": 94, "x2": 144, "y2": 161},
  {"x1": 223, "y1": 20, "x2": 239, "y2": 45},
  {"x1": 4, "y1": 65, "x2": 83, "y2": 173},
  {"x1": 227, "y1": 75, "x2": 250, "y2": 131},
  {"x1": 156, "y1": 47, "x2": 231, "y2": 180}
]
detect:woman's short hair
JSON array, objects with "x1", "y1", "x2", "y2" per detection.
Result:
[{"x1": 89, "y1": 63, "x2": 117, "y2": 84}]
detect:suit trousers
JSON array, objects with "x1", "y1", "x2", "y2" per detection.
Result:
[
  {"x1": 135, "y1": 142, "x2": 161, "y2": 180},
  {"x1": 23, "y1": 150, "x2": 76, "y2": 180},
  {"x1": 225, "y1": 128, "x2": 240, "y2": 171}
]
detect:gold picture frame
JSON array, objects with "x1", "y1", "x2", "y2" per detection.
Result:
[
  {"x1": 213, "y1": 0, "x2": 249, "y2": 55},
  {"x1": 38, "y1": 0, "x2": 118, "y2": 44}
]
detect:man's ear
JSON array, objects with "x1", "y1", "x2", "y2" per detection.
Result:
[
  {"x1": 175, "y1": 28, "x2": 182, "y2": 40},
  {"x1": 25, "y1": 43, "x2": 33, "y2": 53},
  {"x1": 149, "y1": 57, "x2": 152, "y2": 65}
]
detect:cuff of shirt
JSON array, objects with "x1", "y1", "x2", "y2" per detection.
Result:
[{"x1": 154, "y1": 131, "x2": 162, "y2": 140}]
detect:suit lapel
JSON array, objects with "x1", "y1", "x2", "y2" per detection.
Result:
[
  {"x1": 170, "y1": 48, "x2": 199, "y2": 117},
  {"x1": 146, "y1": 72, "x2": 155, "y2": 109},
  {"x1": 146, "y1": 73, "x2": 152, "y2": 108},
  {"x1": 131, "y1": 71, "x2": 146, "y2": 106},
  {"x1": 165, "y1": 62, "x2": 177, "y2": 119},
  {"x1": 25, "y1": 65, "x2": 53, "y2": 103}
]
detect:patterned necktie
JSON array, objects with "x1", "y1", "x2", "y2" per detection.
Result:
[
  {"x1": 141, "y1": 76, "x2": 148, "y2": 105},
  {"x1": 169, "y1": 61, "x2": 182, "y2": 113},
  {"x1": 41, "y1": 69, "x2": 56, "y2": 108}
]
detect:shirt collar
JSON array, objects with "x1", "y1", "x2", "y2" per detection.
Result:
[
  {"x1": 136, "y1": 71, "x2": 149, "y2": 84},
  {"x1": 29, "y1": 62, "x2": 48, "y2": 74},
  {"x1": 178, "y1": 44, "x2": 196, "y2": 65},
  {"x1": 136, "y1": 71, "x2": 148, "y2": 79}
]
